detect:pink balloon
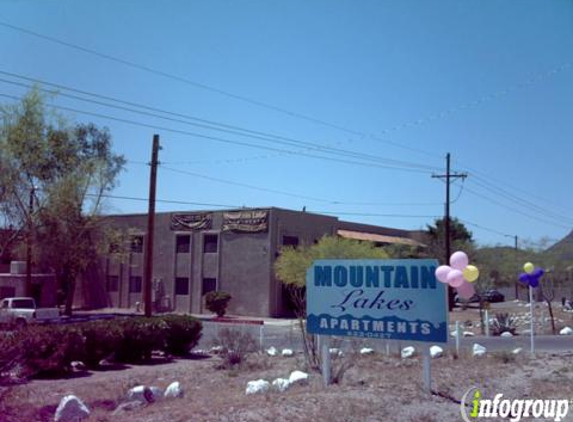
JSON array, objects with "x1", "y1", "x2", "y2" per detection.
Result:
[
  {"x1": 450, "y1": 251, "x2": 469, "y2": 270},
  {"x1": 456, "y1": 282, "x2": 476, "y2": 300},
  {"x1": 447, "y1": 269, "x2": 464, "y2": 287},
  {"x1": 435, "y1": 265, "x2": 451, "y2": 283}
]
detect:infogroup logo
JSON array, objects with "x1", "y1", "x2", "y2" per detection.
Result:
[{"x1": 460, "y1": 387, "x2": 570, "y2": 422}]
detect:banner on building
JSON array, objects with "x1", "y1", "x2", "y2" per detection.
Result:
[
  {"x1": 306, "y1": 259, "x2": 448, "y2": 343},
  {"x1": 170, "y1": 213, "x2": 212, "y2": 231},
  {"x1": 222, "y1": 210, "x2": 268, "y2": 233}
]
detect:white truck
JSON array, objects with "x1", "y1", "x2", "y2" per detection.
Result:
[{"x1": 0, "y1": 297, "x2": 60, "y2": 327}]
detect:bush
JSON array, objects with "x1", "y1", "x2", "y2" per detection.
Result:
[
  {"x1": 204, "y1": 291, "x2": 232, "y2": 317},
  {"x1": 78, "y1": 320, "x2": 123, "y2": 368},
  {"x1": 491, "y1": 313, "x2": 518, "y2": 336},
  {"x1": 19, "y1": 325, "x2": 85, "y2": 378},
  {"x1": 212, "y1": 328, "x2": 257, "y2": 369},
  {"x1": 114, "y1": 317, "x2": 169, "y2": 363},
  {"x1": 162, "y1": 315, "x2": 202, "y2": 356}
]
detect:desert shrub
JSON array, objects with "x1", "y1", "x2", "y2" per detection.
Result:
[
  {"x1": 161, "y1": 314, "x2": 202, "y2": 356},
  {"x1": 78, "y1": 320, "x2": 124, "y2": 368},
  {"x1": 491, "y1": 313, "x2": 518, "y2": 336},
  {"x1": 114, "y1": 317, "x2": 169, "y2": 363},
  {"x1": 492, "y1": 350, "x2": 517, "y2": 364},
  {"x1": 212, "y1": 328, "x2": 257, "y2": 369},
  {"x1": 19, "y1": 324, "x2": 85, "y2": 378},
  {"x1": 204, "y1": 291, "x2": 232, "y2": 317}
]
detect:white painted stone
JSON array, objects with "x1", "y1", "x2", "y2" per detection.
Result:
[
  {"x1": 127, "y1": 385, "x2": 155, "y2": 403},
  {"x1": 164, "y1": 381, "x2": 183, "y2": 398},
  {"x1": 246, "y1": 379, "x2": 270, "y2": 395},
  {"x1": 272, "y1": 378, "x2": 291, "y2": 392},
  {"x1": 360, "y1": 347, "x2": 374, "y2": 355},
  {"x1": 560, "y1": 326, "x2": 573, "y2": 335},
  {"x1": 430, "y1": 345, "x2": 443, "y2": 359},
  {"x1": 70, "y1": 361, "x2": 86, "y2": 371},
  {"x1": 472, "y1": 344, "x2": 487, "y2": 357},
  {"x1": 512, "y1": 348, "x2": 522, "y2": 355},
  {"x1": 329, "y1": 348, "x2": 343, "y2": 357},
  {"x1": 500, "y1": 332, "x2": 513, "y2": 338},
  {"x1": 281, "y1": 349, "x2": 294, "y2": 357},
  {"x1": 401, "y1": 346, "x2": 416, "y2": 359},
  {"x1": 54, "y1": 395, "x2": 90, "y2": 422},
  {"x1": 266, "y1": 346, "x2": 278, "y2": 356},
  {"x1": 288, "y1": 370, "x2": 309, "y2": 385},
  {"x1": 463, "y1": 331, "x2": 475, "y2": 337}
]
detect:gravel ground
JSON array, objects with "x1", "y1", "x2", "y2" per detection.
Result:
[{"x1": 1, "y1": 347, "x2": 572, "y2": 422}]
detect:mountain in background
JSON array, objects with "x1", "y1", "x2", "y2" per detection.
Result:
[{"x1": 545, "y1": 230, "x2": 573, "y2": 262}]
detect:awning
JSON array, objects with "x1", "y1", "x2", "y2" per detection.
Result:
[{"x1": 337, "y1": 229, "x2": 423, "y2": 247}]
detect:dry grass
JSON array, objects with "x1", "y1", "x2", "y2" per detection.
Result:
[{"x1": 1, "y1": 349, "x2": 572, "y2": 422}]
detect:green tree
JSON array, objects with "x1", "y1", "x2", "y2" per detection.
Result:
[
  {"x1": 426, "y1": 217, "x2": 475, "y2": 262},
  {"x1": 275, "y1": 235, "x2": 388, "y2": 369},
  {"x1": 0, "y1": 89, "x2": 125, "y2": 314}
]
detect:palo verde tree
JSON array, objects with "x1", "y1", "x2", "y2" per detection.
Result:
[
  {"x1": 275, "y1": 235, "x2": 388, "y2": 369},
  {"x1": 0, "y1": 88, "x2": 125, "y2": 315}
]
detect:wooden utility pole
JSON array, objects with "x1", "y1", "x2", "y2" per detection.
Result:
[
  {"x1": 25, "y1": 186, "x2": 35, "y2": 297},
  {"x1": 432, "y1": 153, "x2": 467, "y2": 310},
  {"x1": 144, "y1": 134, "x2": 160, "y2": 317}
]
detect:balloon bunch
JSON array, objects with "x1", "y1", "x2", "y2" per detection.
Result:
[
  {"x1": 435, "y1": 251, "x2": 479, "y2": 300},
  {"x1": 518, "y1": 262, "x2": 544, "y2": 288}
]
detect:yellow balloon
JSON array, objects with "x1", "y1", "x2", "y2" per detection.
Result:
[
  {"x1": 463, "y1": 265, "x2": 479, "y2": 282},
  {"x1": 524, "y1": 262, "x2": 535, "y2": 274}
]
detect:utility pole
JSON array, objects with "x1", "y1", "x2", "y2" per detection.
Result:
[
  {"x1": 432, "y1": 153, "x2": 467, "y2": 310},
  {"x1": 144, "y1": 134, "x2": 160, "y2": 318},
  {"x1": 25, "y1": 186, "x2": 35, "y2": 297}
]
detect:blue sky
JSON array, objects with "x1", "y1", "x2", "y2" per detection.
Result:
[{"x1": 1, "y1": 1, "x2": 572, "y2": 247}]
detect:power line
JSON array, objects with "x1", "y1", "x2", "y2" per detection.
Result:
[
  {"x1": 0, "y1": 91, "x2": 437, "y2": 174},
  {"x1": 3, "y1": 22, "x2": 569, "y2": 161},
  {"x1": 94, "y1": 193, "x2": 238, "y2": 208}
]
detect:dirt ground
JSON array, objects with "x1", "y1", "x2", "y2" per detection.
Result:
[{"x1": 1, "y1": 347, "x2": 572, "y2": 422}]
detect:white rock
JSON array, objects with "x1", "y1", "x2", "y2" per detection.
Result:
[
  {"x1": 271, "y1": 378, "x2": 291, "y2": 392},
  {"x1": 512, "y1": 348, "x2": 522, "y2": 355},
  {"x1": 210, "y1": 346, "x2": 223, "y2": 354},
  {"x1": 360, "y1": 347, "x2": 374, "y2": 355},
  {"x1": 463, "y1": 331, "x2": 475, "y2": 337},
  {"x1": 70, "y1": 361, "x2": 86, "y2": 371},
  {"x1": 164, "y1": 381, "x2": 183, "y2": 398},
  {"x1": 281, "y1": 349, "x2": 294, "y2": 357},
  {"x1": 329, "y1": 348, "x2": 343, "y2": 357},
  {"x1": 450, "y1": 330, "x2": 459, "y2": 338},
  {"x1": 472, "y1": 344, "x2": 487, "y2": 357},
  {"x1": 500, "y1": 332, "x2": 513, "y2": 338},
  {"x1": 55, "y1": 395, "x2": 90, "y2": 422},
  {"x1": 266, "y1": 346, "x2": 278, "y2": 356},
  {"x1": 401, "y1": 346, "x2": 416, "y2": 359},
  {"x1": 127, "y1": 385, "x2": 155, "y2": 403},
  {"x1": 288, "y1": 370, "x2": 309, "y2": 385},
  {"x1": 560, "y1": 326, "x2": 573, "y2": 335},
  {"x1": 246, "y1": 379, "x2": 270, "y2": 395},
  {"x1": 430, "y1": 345, "x2": 443, "y2": 359}
]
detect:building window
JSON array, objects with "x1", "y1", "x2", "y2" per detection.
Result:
[
  {"x1": 282, "y1": 235, "x2": 299, "y2": 247},
  {"x1": 176, "y1": 235, "x2": 191, "y2": 254},
  {"x1": 129, "y1": 276, "x2": 142, "y2": 293},
  {"x1": 175, "y1": 277, "x2": 189, "y2": 295},
  {"x1": 203, "y1": 234, "x2": 218, "y2": 253},
  {"x1": 107, "y1": 275, "x2": 119, "y2": 292},
  {"x1": 131, "y1": 236, "x2": 143, "y2": 253},
  {"x1": 202, "y1": 278, "x2": 217, "y2": 295}
]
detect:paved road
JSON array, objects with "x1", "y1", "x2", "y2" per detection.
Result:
[{"x1": 197, "y1": 319, "x2": 573, "y2": 353}]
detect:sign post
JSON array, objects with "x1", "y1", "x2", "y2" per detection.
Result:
[{"x1": 306, "y1": 259, "x2": 448, "y2": 391}]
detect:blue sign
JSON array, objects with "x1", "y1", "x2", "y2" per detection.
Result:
[{"x1": 306, "y1": 259, "x2": 448, "y2": 343}]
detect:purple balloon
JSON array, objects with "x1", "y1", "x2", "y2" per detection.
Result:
[
  {"x1": 519, "y1": 273, "x2": 530, "y2": 284},
  {"x1": 447, "y1": 269, "x2": 464, "y2": 287},
  {"x1": 532, "y1": 268, "x2": 544, "y2": 278},
  {"x1": 435, "y1": 265, "x2": 451, "y2": 283},
  {"x1": 450, "y1": 251, "x2": 469, "y2": 270},
  {"x1": 530, "y1": 278, "x2": 540, "y2": 288},
  {"x1": 457, "y1": 282, "x2": 476, "y2": 299}
]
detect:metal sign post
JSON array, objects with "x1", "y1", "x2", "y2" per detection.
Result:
[
  {"x1": 319, "y1": 335, "x2": 331, "y2": 386},
  {"x1": 529, "y1": 286, "x2": 535, "y2": 355},
  {"x1": 422, "y1": 346, "x2": 432, "y2": 392}
]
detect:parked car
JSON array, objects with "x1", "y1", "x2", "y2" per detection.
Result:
[
  {"x1": 0, "y1": 297, "x2": 60, "y2": 328},
  {"x1": 455, "y1": 293, "x2": 480, "y2": 304},
  {"x1": 482, "y1": 289, "x2": 505, "y2": 303}
]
